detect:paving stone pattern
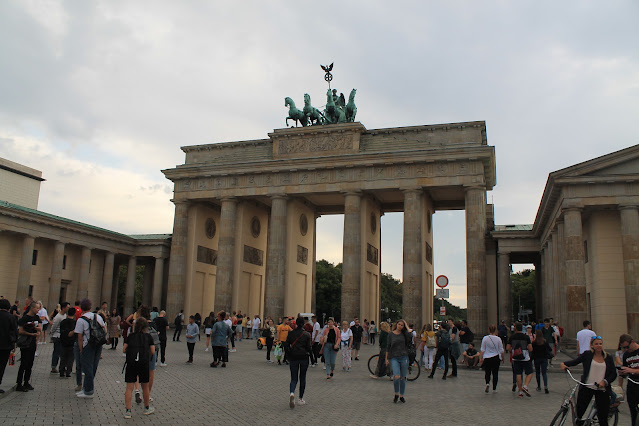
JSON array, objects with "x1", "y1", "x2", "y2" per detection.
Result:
[{"x1": 0, "y1": 339, "x2": 632, "y2": 425}]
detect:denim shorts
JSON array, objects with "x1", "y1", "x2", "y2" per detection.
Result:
[{"x1": 149, "y1": 352, "x2": 157, "y2": 371}]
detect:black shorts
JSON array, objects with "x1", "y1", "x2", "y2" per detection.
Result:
[
  {"x1": 352, "y1": 342, "x2": 361, "y2": 350},
  {"x1": 125, "y1": 363, "x2": 150, "y2": 383},
  {"x1": 42, "y1": 323, "x2": 49, "y2": 331}
]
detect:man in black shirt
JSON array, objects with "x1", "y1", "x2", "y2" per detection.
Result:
[
  {"x1": 0, "y1": 298, "x2": 18, "y2": 393},
  {"x1": 154, "y1": 310, "x2": 169, "y2": 366},
  {"x1": 350, "y1": 319, "x2": 364, "y2": 361},
  {"x1": 619, "y1": 334, "x2": 639, "y2": 425},
  {"x1": 459, "y1": 320, "x2": 473, "y2": 353},
  {"x1": 10, "y1": 300, "x2": 20, "y2": 319},
  {"x1": 462, "y1": 342, "x2": 480, "y2": 368},
  {"x1": 16, "y1": 302, "x2": 41, "y2": 392}
]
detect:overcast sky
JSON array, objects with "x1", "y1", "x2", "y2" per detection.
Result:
[{"x1": 1, "y1": 1, "x2": 637, "y2": 309}]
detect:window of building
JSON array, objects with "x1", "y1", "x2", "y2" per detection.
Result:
[
  {"x1": 62, "y1": 255, "x2": 67, "y2": 270},
  {"x1": 28, "y1": 285, "x2": 33, "y2": 297},
  {"x1": 89, "y1": 259, "x2": 92, "y2": 273},
  {"x1": 584, "y1": 240, "x2": 588, "y2": 263},
  {"x1": 32, "y1": 250, "x2": 38, "y2": 266}
]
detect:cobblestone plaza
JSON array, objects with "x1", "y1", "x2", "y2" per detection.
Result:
[{"x1": 0, "y1": 340, "x2": 632, "y2": 425}]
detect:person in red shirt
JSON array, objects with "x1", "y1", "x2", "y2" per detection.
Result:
[{"x1": 74, "y1": 301, "x2": 82, "y2": 320}]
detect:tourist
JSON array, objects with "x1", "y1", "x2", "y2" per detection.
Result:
[
  {"x1": 369, "y1": 320, "x2": 377, "y2": 345},
  {"x1": 561, "y1": 335, "x2": 616, "y2": 426},
  {"x1": 541, "y1": 319, "x2": 557, "y2": 364},
  {"x1": 108, "y1": 308, "x2": 121, "y2": 350},
  {"x1": 428, "y1": 322, "x2": 450, "y2": 380},
  {"x1": 150, "y1": 307, "x2": 159, "y2": 321},
  {"x1": 49, "y1": 301, "x2": 69, "y2": 374},
  {"x1": 240, "y1": 313, "x2": 249, "y2": 340},
  {"x1": 385, "y1": 319, "x2": 411, "y2": 403},
  {"x1": 123, "y1": 317, "x2": 155, "y2": 418},
  {"x1": 498, "y1": 320, "x2": 508, "y2": 350},
  {"x1": 286, "y1": 317, "x2": 312, "y2": 408},
  {"x1": 371, "y1": 321, "x2": 391, "y2": 379},
  {"x1": 10, "y1": 300, "x2": 20, "y2": 319},
  {"x1": 185, "y1": 315, "x2": 198, "y2": 364},
  {"x1": 618, "y1": 334, "x2": 639, "y2": 425},
  {"x1": 507, "y1": 322, "x2": 534, "y2": 398},
  {"x1": 204, "y1": 312, "x2": 214, "y2": 352},
  {"x1": 154, "y1": 310, "x2": 169, "y2": 366},
  {"x1": 362, "y1": 319, "x2": 369, "y2": 345},
  {"x1": 99, "y1": 302, "x2": 109, "y2": 322},
  {"x1": 36, "y1": 301, "x2": 49, "y2": 344},
  {"x1": 310, "y1": 316, "x2": 321, "y2": 367},
  {"x1": 447, "y1": 319, "x2": 460, "y2": 378},
  {"x1": 224, "y1": 312, "x2": 235, "y2": 352},
  {"x1": 422, "y1": 324, "x2": 436, "y2": 371},
  {"x1": 22, "y1": 297, "x2": 33, "y2": 317},
  {"x1": 459, "y1": 320, "x2": 474, "y2": 353},
  {"x1": 479, "y1": 324, "x2": 503, "y2": 393},
  {"x1": 531, "y1": 329, "x2": 551, "y2": 394},
  {"x1": 340, "y1": 321, "x2": 353, "y2": 372},
  {"x1": 58, "y1": 308, "x2": 76, "y2": 378},
  {"x1": 0, "y1": 298, "x2": 17, "y2": 393},
  {"x1": 16, "y1": 301, "x2": 41, "y2": 392},
  {"x1": 252, "y1": 315, "x2": 261, "y2": 340},
  {"x1": 525, "y1": 325, "x2": 534, "y2": 340},
  {"x1": 173, "y1": 310, "x2": 184, "y2": 342},
  {"x1": 277, "y1": 317, "x2": 292, "y2": 365},
  {"x1": 462, "y1": 342, "x2": 480, "y2": 368},
  {"x1": 576, "y1": 320, "x2": 596, "y2": 355},
  {"x1": 75, "y1": 298, "x2": 106, "y2": 398},
  {"x1": 210, "y1": 311, "x2": 231, "y2": 368},
  {"x1": 320, "y1": 317, "x2": 340, "y2": 380},
  {"x1": 350, "y1": 318, "x2": 363, "y2": 361},
  {"x1": 264, "y1": 318, "x2": 276, "y2": 363}
]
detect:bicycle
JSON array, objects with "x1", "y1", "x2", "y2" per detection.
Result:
[
  {"x1": 367, "y1": 353, "x2": 420, "y2": 381},
  {"x1": 549, "y1": 369, "x2": 619, "y2": 426}
]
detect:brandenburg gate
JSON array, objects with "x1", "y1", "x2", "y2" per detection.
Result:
[{"x1": 162, "y1": 121, "x2": 496, "y2": 331}]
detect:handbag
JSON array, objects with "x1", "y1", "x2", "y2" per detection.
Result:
[{"x1": 17, "y1": 334, "x2": 34, "y2": 349}]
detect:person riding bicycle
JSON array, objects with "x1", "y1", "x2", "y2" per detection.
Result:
[
  {"x1": 618, "y1": 334, "x2": 639, "y2": 425},
  {"x1": 560, "y1": 335, "x2": 617, "y2": 426}
]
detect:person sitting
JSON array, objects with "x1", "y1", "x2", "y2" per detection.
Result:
[{"x1": 463, "y1": 342, "x2": 480, "y2": 369}]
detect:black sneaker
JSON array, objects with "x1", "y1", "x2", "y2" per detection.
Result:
[
  {"x1": 512, "y1": 384, "x2": 516, "y2": 392},
  {"x1": 135, "y1": 391, "x2": 142, "y2": 404},
  {"x1": 24, "y1": 383, "x2": 34, "y2": 391},
  {"x1": 16, "y1": 384, "x2": 27, "y2": 392}
]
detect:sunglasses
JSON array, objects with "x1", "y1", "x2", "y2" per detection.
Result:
[
  {"x1": 621, "y1": 344, "x2": 630, "y2": 350},
  {"x1": 591, "y1": 336, "x2": 602, "y2": 340}
]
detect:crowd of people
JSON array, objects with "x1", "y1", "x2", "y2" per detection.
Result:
[{"x1": 0, "y1": 296, "x2": 638, "y2": 422}]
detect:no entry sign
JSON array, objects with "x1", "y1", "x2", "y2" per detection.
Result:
[{"x1": 435, "y1": 275, "x2": 449, "y2": 288}]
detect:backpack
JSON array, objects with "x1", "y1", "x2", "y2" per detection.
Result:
[
  {"x1": 512, "y1": 338, "x2": 526, "y2": 360},
  {"x1": 125, "y1": 332, "x2": 150, "y2": 370},
  {"x1": 438, "y1": 330, "x2": 451, "y2": 349},
  {"x1": 81, "y1": 314, "x2": 107, "y2": 347},
  {"x1": 148, "y1": 323, "x2": 161, "y2": 354},
  {"x1": 174, "y1": 314, "x2": 181, "y2": 326},
  {"x1": 466, "y1": 329, "x2": 474, "y2": 343},
  {"x1": 426, "y1": 333, "x2": 436, "y2": 348}
]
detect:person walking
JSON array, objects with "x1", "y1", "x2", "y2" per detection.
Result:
[
  {"x1": 252, "y1": 315, "x2": 261, "y2": 340},
  {"x1": 0, "y1": 298, "x2": 18, "y2": 393},
  {"x1": 173, "y1": 310, "x2": 184, "y2": 342},
  {"x1": 49, "y1": 301, "x2": 69, "y2": 374},
  {"x1": 203, "y1": 312, "x2": 214, "y2": 352},
  {"x1": 369, "y1": 321, "x2": 377, "y2": 345},
  {"x1": 286, "y1": 317, "x2": 312, "y2": 408},
  {"x1": 385, "y1": 319, "x2": 411, "y2": 403},
  {"x1": 507, "y1": 322, "x2": 534, "y2": 398},
  {"x1": 561, "y1": 335, "x2": 617, "y2": 426},
  {"x1": 350, "y1": 318, "x2": 363, "y2": 361},
  {"x1": 264, "y1": 319, "x2": 276, "y2": 363},
  {"x1": 371, "y1": 321, "x2": 391, "y2": 379},
  {"x1": 185, "y1": 315, "x2": 198, "y2": 364},
  {"x1": 108, "y1": 309, "x2": 121, "y2": 350},
  {"x1": 618, "y1": 334, "x2": 639, "y2": 425},
  {"x1": 154, "y1": 311, "x2": 169, "y2": 366},
  {"x1": 36, "y1": 301, "x2": 49, "y2": 344},
  {"x1": 531, "y1": 329, "x2": 551, "y2": 393},
  {"x1": 123, "y1": 317, "x2": 155, "y2": 418},
  {"x1": 319, "y1": 318, "x2": 340, "y2": 380},
  {"x1": 340, "y1": 321, "x2": 353, "y2": 372},
  {"x1": 576, "y1": 320, "x2": 596, "y2": 355},
  {"x1": 428, "y1": 322, "x2": 451, "y2": 380},
  {"x1": 422, "y1": 324, "x2": 436, "y2": 372},
  {"x1": 16, "y1": 302, "x2": 41, "y2": 392},
  {"x1": 447, "y1": 319, "x2": 460, "y2": 378},
  {"x1": 277, "y1": 318, "x2": 292, "y2": 365},
  {"x1": 311, "y1": 316, "x2": 321, "y2": 367},
  {"x1": 362, "y1": 319, "x2": 369, "y2": 345},
  {"x1": 479, "y1": 324, "x2": 503, "y2": 393},
  {"x1": 58, "y1": 308, "x2": 76, "y2": 378},
  {"x1": 210, "y1": 311, "x2": 232, "y2": 368},
  {"x1": 75, "y1": 298, "x2": 106, "y2": 398}
]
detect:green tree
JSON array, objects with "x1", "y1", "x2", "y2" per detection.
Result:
[
  {"x1": 116, "y1": 264, "x2": 145, "y2": 316},
  {"x1": 380, "y1": 273, "x2": 402, "y2": 322},
  {"x1": 511, "y1": 269, "x2": 536, "y2": 322},
  {"x1": 315, "y1": 260, "x2": 342, "y2": 321},
  {"x1": 433, "y1": 297, "x2": 467, "y2": 322}
]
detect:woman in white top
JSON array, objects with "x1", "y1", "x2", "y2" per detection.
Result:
[
  {"x1": 37, "y1": 301, "x2": 49, "y2": 344},
  {"x1": 340, "y1": 321, "x2": 353, "y2": 372},
  {"x1": 479, "y1": 324, "x2": 504, "y2": 393}
]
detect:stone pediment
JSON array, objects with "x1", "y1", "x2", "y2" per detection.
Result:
[{"x1": 552, "y1": 144, "x2": 639, "y2": 181}]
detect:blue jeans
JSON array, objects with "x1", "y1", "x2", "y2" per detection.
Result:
[
  {"x1": 289, "y1": 359, "x2": 309, "y2": 398},
  {"x1": 252, "y1": 328, "x2": 259, "y2": 340},
  {"x1": 81, "y1": 344, "x2": 102, "y2": 395},
  {"x1": 534, "y1": 358, "x2": 548, "y2": 388},
  {"x1": 323, "y1": 345, "x2": 337, "y2": 376},
  {"x1": 74, "y1": 342, "x2": 82, "y2": 386},
  {"x1": 390, "y1": 355, "x2": 408, "y2": 395},
  {"x1": 51, "y1": 337, "x2": 61, "y2": 368}
]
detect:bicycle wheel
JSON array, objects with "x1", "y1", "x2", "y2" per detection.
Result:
[
  {"x1": 588, "y1": 407, "x2": 618, "y2": 426},
  {"x1": 368, "y1": 354, "x2": 379, "y2": 375},
  {"x1": 549, "y1": 406, "x2": 568, "y2": 426},
  {"x1": 406, "y1": 360, "x2": 421, "y2": 381}
]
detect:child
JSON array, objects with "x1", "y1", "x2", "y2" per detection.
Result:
[
  {"x1": 123, "y1": 317, "x2": 155, "y2": 419},
  {"x1": 59, "y1": 308, "x2": 76, "y2": 378},
  {"x1": 185, "y1": 315, "x2": 199, "y2": 364},
  {"x1": 274, "y1": 342, "x2": 283, "y2": 365}
]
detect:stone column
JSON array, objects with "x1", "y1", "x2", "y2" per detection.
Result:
[
  {"x1": 402, "y1": 189, "x2": 422, "y2": 327},
  {"x1": 563, "y1": 208, "x2": 587, "y2": 337},
  {"x1": 619, "y1": 205, "x2": 639, "y2": 337},
  {"x1": 142, "y1": 262, "x2": 154, "y2": 306},
  {"x1": 124, "y1": 256, "x2": 137, "y2": 315},
  {"x1": 465, "y1": 186, "x2": 487, "y2": 334},
  {"x1": 152, "y1": 257, "x2": 165, "y2": 310},
  {"x1": 48, "y1": 241, "x2": 65, "y2": 310},
  {"x1": 77, "y1": 247, "x2": 92, "y2": 300},
  {"x1": 100, "y1": 252, "x2": 115, "y2": 308},
  {"x1": 166, "y1": 201, "x2": 189, "y2": 319},
  {"x1": 265, "y1": 195, "x2": 288, "y2": 321},
  {"x1": 342, "y1": 192, "x2": 362, "y2": 322},
  {"x1": 16, "y1": 234, "x2": 35, "y2": 301},
  {"x1": 215, "y1": 198, "x2": 237, "y2": 313},
  {"x1": 533, "y1": 259, "x2": 541, "y2": 320},
  {"x1": 555, "y1": 223, "x2": 565, "y2": 326},
  {"x1": 311, "y1": 214, "x2": 318, "y2": 314},
  {"x1": 497, "y1": 251, "x2": 511, "y2": 323}
]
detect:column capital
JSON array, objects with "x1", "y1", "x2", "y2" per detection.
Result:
[
  {"x1": 400, "y1": 187, "x2": 422, "y2": 195},
  {"x1": 618, "y1": 204, "x2": 639, "y2": 211},
  {"x1": 220, "y1": 196, "x2": 238, "y2": 203},
  {"x1": 464, "y1": 184, "x2": 486, "y2": 192},
  {"x1": 342, "y1": 190, "x2": 362, "y2": 197},
  {"x1": 498, "y1": 250, "x2": 511, "y2": 256},
  {"x1": 269, "y1": 194, "x2": 288, "y2": 200},
  {"x1": 170, "y1": 199, "x2": 190, "y2": 206}
]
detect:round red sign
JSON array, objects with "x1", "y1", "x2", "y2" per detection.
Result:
[{"x1": 435, "y1": 275, "x2": 449, "y2": 288}]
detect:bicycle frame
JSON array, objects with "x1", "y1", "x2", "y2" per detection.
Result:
[{"x1": 553, "y1": 369, "x2": 606, "y2": 426}]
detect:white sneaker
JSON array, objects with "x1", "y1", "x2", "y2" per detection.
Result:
[
  {"x1": 77, "y1": 392, "x2": 94, "y2": 398},
  {"x1": 205, "y1": 347, "x2": 209, "y2": 352},
  {"x1": 124, "y1": 409, "x2": 132, "y2": 419},
  {"x1": 230, "y1": 349, "x2": 236, "y2": 353},
  {"x1": 297, "y1": 398, "x2": 306, "y2": 405},
  {"x1": 159, "y1": 363, "x2": 167, "y2": 367},
  {"x1": 143, "y1": 406, "x2": 155, "y2": 415},
  {"x1": 289, "y1": 393, "x2": 295, "y2": 409}
]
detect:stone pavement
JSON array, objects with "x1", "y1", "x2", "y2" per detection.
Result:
[{"x1": 0, "y1": 339, "x2": 632, "y2": 425}]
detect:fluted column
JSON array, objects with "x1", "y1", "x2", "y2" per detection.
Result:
[
  {"x1": 100, "y1": 252, "x2": 115, "y2": 307},
  {"x1": 166, "y1": 201, "x2": 189, "y2": 319},
  {"x1": 342, "y1": 192, "x2": 362, "y2": 322},
  {"x1": 152, "y1": 257, "x2": 165, "y2": 310},
  {"x1": 215, "y1": 197, "x2": 237, "y2": 313},
  {"x1": 142, "y1": 262, "x2": 154, "y2": 306},
  {"x1": 311, "y1": 214, "x2": 318, "y2": 315},
  {"x1": 555, "y1": 223, "x2": 565, "y2": 326},
  {"x1": 465, "y1": 186, "x2": 487, "y2": 334},
  {"x1": 620, "y1": 205, "x2": 639, "y2": 337},
  {"x1": 124, "y1": 255, "x2": 137, "y2": 315},
  {"x1": 563, "y1": 207, "x2": 586, "y2": 337},
  {"x1": 497, "y1": 251, "x2": 511, "y2": 323},
  {"x1": 77, "y1": 247, "x2": 92, "y2": 300},
  {"x1": 48, "y1": 241, "x2": 65, "y2": 309},
  {"x1": 265, "y1": 195, "x2": 288, "y2": 321},
  {"x1": 402, "y1": 189, "x2": 422, "y2": 327},
  {"x1": 17, "y1": 234, "x2": 35, "y2": 301}
]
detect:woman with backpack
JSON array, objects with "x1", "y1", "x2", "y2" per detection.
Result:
[
  {"x1": 428, "y1": 322, "x2": 450, "y2": 380},
  {"x1": 123, "y1": 317, "x2": 155, "y2": 419},
  {"x1": 385, "y1": 319, "x2": 412, "y2": 403},
  {"x1": 422, "y1": 324, "x2": 436, "y2": 372},
  {"x1": 285, "y1": 317, "x2": 312, "y2": 408},
  {"x1": 479, "y1": 324, "x2": 504, "y2": 393}
]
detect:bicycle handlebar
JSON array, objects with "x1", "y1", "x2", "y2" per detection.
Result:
[
  {"x1": 564, "y1": 368, "x2": 606, "y2": 390},
  {"x1": 628, "y1": 377, "x2": 639, "y2": 385}
]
